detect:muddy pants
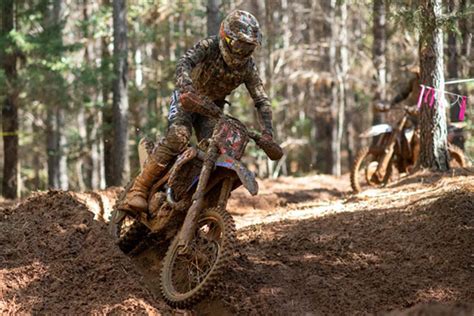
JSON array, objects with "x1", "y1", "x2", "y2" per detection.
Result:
[{"x1": 150, "y1": 90, "x2": 223, "y2": 164}]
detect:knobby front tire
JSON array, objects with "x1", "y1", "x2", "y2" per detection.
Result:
[{"x1": 160, "y1": 207, "x2": 236, "y2": 308}]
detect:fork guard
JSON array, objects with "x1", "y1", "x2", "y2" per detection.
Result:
[{"x1": 215, "y1": 154, "x2": 258, "y2": 196}]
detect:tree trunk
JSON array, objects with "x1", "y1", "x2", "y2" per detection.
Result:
[
  {"x1": 459, "y1": 0, "x2": 471, "y2": 67},
  {"x1": 46, "y1": 107, "x2": 59, "y2": 188},
  {"x1": 446, "y1": 0, "x2": 460, "y2": 122},
  {"x1": 372, "y1": 0, "x2": 386, "y2": 124},
  {"x1": 57, "y1": 106, "x2": 69, "y2": 189},
  {"x1": 47, "y1": 105, "x2": 68, "y2": 190},
  {"x1": 334, "y1": 1, "x2": 348, "y2": 176},
  {"x1": 81, "y1": 0, "x2": 100, "y2": 190},
  {"x1": 44, "y1": 0, "x2": 69, "y2": 190},
  {"x1": 1, "y1": 0, "x2": 19, "y2": 199},
  {"x1": 111, "y1": 0, "x2": 130, "y2": 186},
  {"x1": 77, "y1": 107, "x2": 87, "y2": 191},
  {"x1": 419, "y1": 0, "x2": 449, "y2": 171},
  {"x1": 329, "y1": 0, "x2": 341, "y2": 176},
  {"x1": 101, "y1": 15, "x2": 114, "y2": 187},
  {"x1": 32, "y1": 120, "x2": 42, "y2": 190},
  {"x1": 207, "y1": 0, "x2": 220, "y2": 36},
  {"x1": 89, "y1": 113, "x2": 103, "y2": 189}
]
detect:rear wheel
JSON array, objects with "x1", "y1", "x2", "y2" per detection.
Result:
[
  {"x1": 115, "y1": 216, "x2": 149, "y2": 254},
  {"x1": 160, "y1": 207, "x2": 236, "y2": 308},
  {"x1": 109, "y1": 180, "x2": 150, "y2": 254},
  {"x1": 351, "y1": 146, "x2": 392, "y2": 193},
  {"x1": 448, "y1": 144, "x2": 466, "y2": 168}
]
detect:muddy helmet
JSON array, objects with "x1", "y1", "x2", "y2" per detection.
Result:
[{"x1": 219, "y1": 10, "x2": 262, "y2": 68}]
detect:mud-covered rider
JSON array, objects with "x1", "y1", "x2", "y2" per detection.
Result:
[
  {"x1": 119, "y1": 10, "x2": 274, "y2": 214},
  {"x1": 376, "y1": 68, "x2": 421, "y2": 116}
]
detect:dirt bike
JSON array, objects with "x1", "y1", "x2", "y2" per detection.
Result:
[
  {"x1": 109, "y1": 94, "x2": 283, "y2": 308},
  {"x1": 350, "y1": 106, "x2": 466, "y2": 193}
]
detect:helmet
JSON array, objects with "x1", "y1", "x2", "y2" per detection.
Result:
[{"x1": 219, "y1": 10, "x2": 262, "y2": 68}]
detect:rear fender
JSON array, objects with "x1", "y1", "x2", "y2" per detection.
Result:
[
  {"x1": 214, "y1": 155, "x2": 258, "y2": 196},
  {"x1": 359, "y1": 124, "x2": 393, "y2": 138}
]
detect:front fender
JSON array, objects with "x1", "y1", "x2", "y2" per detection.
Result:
[{"x1": 215, "y1": 155, "x2": 258, "y2": 196}]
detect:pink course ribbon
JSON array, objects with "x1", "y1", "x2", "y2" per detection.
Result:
[
  {"x1": 424, "y1": 87, "x2": 432, "y2": 104},
  {"x1": 458, "y1": 96, "x2": 467, "y2": 121},
  {"x1": 429, "y1": 88, "x2": 436, "y2": 107},
  {"x1": 413, "y1": 84, "x2": 468, "y2": 119}
]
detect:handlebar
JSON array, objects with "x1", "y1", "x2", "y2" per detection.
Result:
[
  {"x1": 375, "y1": 102, "x2": 418, "y2": 116},
  {"x1": 180, "y1": 92, "x2": 224, "y2": 118},
  {"x1": 180, "y1": 91, "x2": 284, "y2": 161}
]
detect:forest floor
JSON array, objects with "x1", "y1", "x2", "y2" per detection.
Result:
[{"x1": 1, "y1": 170, "x2": 473, "y2": 315}]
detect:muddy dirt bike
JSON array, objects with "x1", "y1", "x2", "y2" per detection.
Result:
[
  {"x1": 350, "y1": 106, "x2": 466, "y2": 193},
  {"x1": 109, "y1": 93, "x2": 283, "y2": 308}
]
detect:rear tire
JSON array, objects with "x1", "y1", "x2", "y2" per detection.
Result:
[
  {"x1": 109, "y1": 180, "x2": 150, "y2": 254},
  {"x1": 116, "y1": 219, "x2": 149, "y2": 254},
  {"x1": 160, "y1": 207, "x2": 236, "y2": 308},
  {"x1": 448, "y1": 144, "x2": 466, "y2": 168}
]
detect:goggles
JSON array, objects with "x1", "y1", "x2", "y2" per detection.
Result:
[{"x1": 225, "y1": 37, "x2": 256, "y2": 57}]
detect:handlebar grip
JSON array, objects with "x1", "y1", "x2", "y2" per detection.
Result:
[
  {"x1": 253, "y1": 135, "x2": 284, "y2": 161},
  {"x1": 374, "y1": 102, "x2": 391, "y2": 112}
]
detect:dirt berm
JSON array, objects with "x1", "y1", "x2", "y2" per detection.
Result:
[{"x1": 0, "y1": 190, "x2": 171, "y2": 315}]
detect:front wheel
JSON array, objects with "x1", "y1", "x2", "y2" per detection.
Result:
[
  {"x1": 160, "y1": 207, "x2": 236, "y2": 308},
  {"x1": 350, "y1": 146, "x2": 392, "y2": 193}
]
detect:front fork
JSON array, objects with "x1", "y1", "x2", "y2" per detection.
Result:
[
  {"x1": 375, "y1": 116, "x2": 407, "y2": 180},
  {"x1": 176, "y1": 138, "x2": 219, "y2": 251}
]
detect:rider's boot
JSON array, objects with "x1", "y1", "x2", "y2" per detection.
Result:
[{"x1": 120, "y1": 157, "x2": 167, "y2": 214}]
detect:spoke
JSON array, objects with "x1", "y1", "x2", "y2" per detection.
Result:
[{"x1": 170, "y1": 216, "x2": 223, "y2": 294}]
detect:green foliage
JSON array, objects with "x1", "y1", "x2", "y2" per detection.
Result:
[
  {"x1": 4, "y1": 0, "x2": 472, "y2": 194},
  {"x1": 388, "y1": 1, "x2": 473, "y2": 36}
]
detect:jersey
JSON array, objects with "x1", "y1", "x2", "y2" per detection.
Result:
[{"x1": 175, "y1": 35, "x2": 273, "y2": 135}]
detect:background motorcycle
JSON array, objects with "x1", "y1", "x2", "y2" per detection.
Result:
[
  {"x1": 350, "y1": 105, "x2": 466, "y2": 193},
  {"x1": 109, "y1": 94, "x2": 283, "y2": 308}
]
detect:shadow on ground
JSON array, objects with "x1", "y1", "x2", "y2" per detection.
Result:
[{"x1": 219, "y1": 188, "x2": 474, "y2": 315}]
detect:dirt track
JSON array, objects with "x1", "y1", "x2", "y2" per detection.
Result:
[{"x1": 1, "y1": 171, "x2": 473, "y2": 315}]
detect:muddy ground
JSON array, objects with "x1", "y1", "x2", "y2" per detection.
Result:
[{"x1": 1, "y1": 171, "x2": 473, "y2": 315}]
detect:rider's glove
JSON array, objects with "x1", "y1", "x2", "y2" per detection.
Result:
[
  {"x1": 405, "y1": 105, "x2": 419, "y2": 116},
  {"x1": 255, "y1": 131, "x2": 283, "y2": 161},
  {"x1": 261, "y1": 130, "x2": 273, "y2": 143},
  {"x1": 375, "y1": 102, "x2": 390, "y2": 112}
]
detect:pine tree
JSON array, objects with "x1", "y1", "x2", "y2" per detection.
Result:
[
  {"x1": 419, "y1": 0, "x2": 449, "y2": 170},
  {"x1": 1, "y1": 0, "x2": 19, "y2": 198},
  {"x1": 111, "y1": 0, "x2": 130, "y2": 186}
]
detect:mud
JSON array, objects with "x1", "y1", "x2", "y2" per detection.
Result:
[
  {"x1": 1, "y1": 170, "x2": 473, "y2": 315},
  {"x1": 0, "y1": 191, "x2": 171, "y2": 315},
  {"x1": 228, "y1": 174, "x2": 349, "y2": 217},
  {"x1": 222, "y1": 182, "x2": 474, "y2": 314}
]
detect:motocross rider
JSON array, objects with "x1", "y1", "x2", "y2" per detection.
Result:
[
  {"x1": 376, "y1": 68, "x2": 421, "y2": 115},
  {"x1": 119, "y1": 10, "x2": 274, "y2": 214}
]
